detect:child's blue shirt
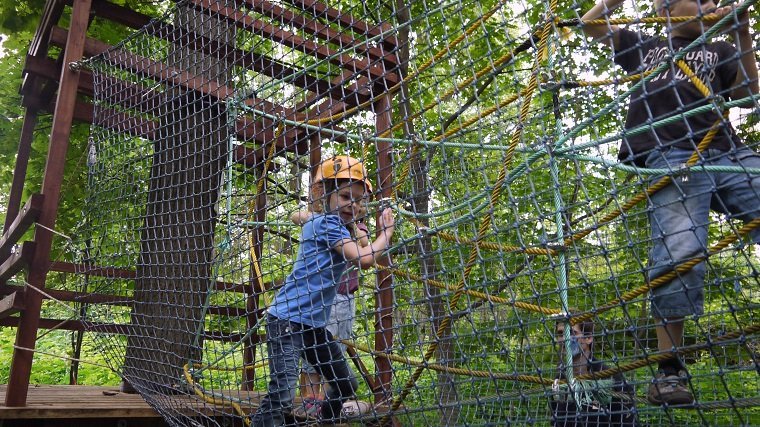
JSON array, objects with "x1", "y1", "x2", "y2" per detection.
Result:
[{"x1": 268, "y1": 213, "x2": 351, "y2": 327}]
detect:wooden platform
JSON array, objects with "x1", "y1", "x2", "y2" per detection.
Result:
[
  {"x1": 0, "y1": 384, "x2": 257, "y2": 426},
  {"x1": 0, "y1": 384, "x2": 162, "y2": 419},
  {"x1": 0, "y1": 384, "x2": 387, "y2": 426}
]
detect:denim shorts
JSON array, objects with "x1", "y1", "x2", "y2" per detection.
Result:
[{"x1": 644, "y1": 147, "x2": 760, "y2": 318}]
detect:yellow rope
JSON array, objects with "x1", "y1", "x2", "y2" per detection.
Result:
[
  {"x1": 675, "y1": 59, "x2": 713, "y2": 98},
  {"x1": 387, "y1": 268, "x2": 562, "y2": 315},
  {"x1": 381, "y1": 5, "x2": 558, "y2": 421},
  {"x1": 582, "y1": 13, "x2": 722, "y2": 26},
  {"x1": 183, "y1": 363, "x2": 252, "y2": 426},
  {"x1": 407, "y1": 217, "x2": 558, "y2": 255},
  {"x1": 342, "y1": 321, "x2": 760, "y2": 385},
  {"x1": 247, "y1": 123, "x2": 285, "y2": 301},
  {"x1": 572, "y1": 216, "x2": 760, "y2": 325}
]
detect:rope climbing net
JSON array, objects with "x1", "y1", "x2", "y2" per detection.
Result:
[{"x1": 50, "y1": 0, "x2": 760, "y2": 425}]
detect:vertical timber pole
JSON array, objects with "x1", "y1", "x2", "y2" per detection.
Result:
[
  {"x1": 373, "y1": 94, "x2": 394, "y2": 404},
  {"x1": 5, "y1": 0, "x2": 92, "y2": 406},
  {"x1": 3, "y1": 111, "x2": 38, "y2": 235},
  {"x1": 1, "y1": 111, "x2": 39, "y2": 263}
]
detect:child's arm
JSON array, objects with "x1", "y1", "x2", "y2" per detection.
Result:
[
  {"x1": 334, "y1": 208, "x2": 394, "y2": 269},
  {"x1": 354, "y1": 222, "x2": 370, "y2": 248},
  {"x1": 290, "y1": 210, "x2": 313, "y2": 226},
  {"x1": 581, "y1": 0, "x2": 626, "y2": 49},
  {"x1": 724, "y1": 6, "x2": 759, "y2": 100}
]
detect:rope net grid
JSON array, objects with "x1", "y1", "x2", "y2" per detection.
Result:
[{"x1": 32, "y1": 0, "x2": 760, "y2": 425}]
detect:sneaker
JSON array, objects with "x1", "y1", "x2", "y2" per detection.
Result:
[
  {"x1": 292, "y1": 397, "x2": 321, "y2": 420},
  {"x1": 647, "y1": 371, "x2": 694, "y2": 405},
  {"x1": 340, "y1": 400, "x2": 372, "y2": 418}
]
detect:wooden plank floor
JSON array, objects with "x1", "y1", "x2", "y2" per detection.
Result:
[
  {"x1": 0, "y1": 385, "x2": 269, "y2": 419},
  {"x1": 0, "y1": 385, "x2": 386, "y2": 425},
  {"x1": 0, "y1": 385, "x2": 163, "y2": 419}
]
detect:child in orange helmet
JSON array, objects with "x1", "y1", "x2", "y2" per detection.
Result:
[{"x1": 251, "y1": 156, "x2": 394, "y2": 426}]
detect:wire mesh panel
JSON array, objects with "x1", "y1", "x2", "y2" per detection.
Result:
[{"x1": 70, "y1": 0, "x2": 760, "y2": 425}]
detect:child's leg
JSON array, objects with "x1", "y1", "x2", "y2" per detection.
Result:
[
  {"x1": 251, "y1": 316, "x2": 303, "y2": 427},
  {"x1": 297, "y1": 293, "x2": 355, "y2": 401},
  {"x1": 303, "y1": 328, "x2": 358, "y2": 419}
]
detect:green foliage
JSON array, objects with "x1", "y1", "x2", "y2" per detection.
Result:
[{"x1": 0, "y1": 0, "x2": 45, "y2": 35}]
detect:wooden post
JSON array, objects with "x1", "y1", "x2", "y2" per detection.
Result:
[
  {"x1": 1, "y1": 112, "x2": 39, "y2": 264},
  {"x1": 3, "y1": 112, "x2": 38, "y2": 235},
  {"x1": 373, "y1": 94, "x2": 394, "y2": 403},
  {"x1": 5, "y1": 0, "x2": 92, "y2": 406}
]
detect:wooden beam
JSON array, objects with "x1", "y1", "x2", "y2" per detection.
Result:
[
  {"x1": 2, "y1": 114, "x2": 39, "y2": 265},
  {"x1": 21, "y1": 0, "x2": 67, "y2": 98},
  {"x1": 49, "y1": 26, "x2": 326, "y2": 149},
  {"x1": 28, "y1": 47, "x2": 298, "y2": 149},
  {"x1": 373, "y1": 93, "x2": 395, "y2": 403},
  {"x1": 151, "y1": 22, "x2": 361, "y2": 104},
  {"x1": 278, "y1": 0, "x2": 394, "y2": 48},
  {"x1": 88, "y1": 0, "x2": 152, "y2": 29},
  {"x1": 245, "y1": 0, "x2": 395, "y2": 66},
  {"x1": 48, "y1": 261, "x2": 252, "y2": 294},
  {"x1": 28, "y1": 0, "x2": 66, "y2": 59},
  {"x1": 0, "y1": 242, "x2": 36, "y2": 285},
  {"x1": 80, "y1": 0, "x2": 368, "y2": 105},
  {"x1": 0, "y1": 285, "x2": 245, "y2": 317},
  {"x1": 0, "y1": 291, "x2": 25, "y2": 320},
  {"x1": 48, "y1": 26, "x2": 288, "y2": 116},
  {"x1": 23, "y1": 55, "x2": 94, "y2": 97},
  {"x1": 0, "y1": 195, "x2": 43, "y2": 266},
  {"x1": 191, "y1": 0, "x2": 398, "y2": 85},
  {"x1": 0, "y1": 316, "x2": 262, "y2": 343}
]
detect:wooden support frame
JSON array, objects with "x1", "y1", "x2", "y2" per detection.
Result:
[
  {"x1": 6, "y1": 0, "x2": 93, "y2": 407},
  {"x1": 0, "y1": 316, "x2": 263, "y2": 343},
  {"x1": 191, "y1": 0, "x2": 396, "y2": 85},
  {"x1": 0, "y1": 291, "x2": 25, "y2": 320},
  {"x1": 4, "y1": 0, "x2": 401, "y2": 414},
  {"x1": 2, "y1": 118, "x2": 42, "y2": 264},
  {"x1": 0, "y1": 195, "x2": 43, "y2": 265},
  {"x1": 0, "y1": 242, "x2": 37, "y2": 285}
]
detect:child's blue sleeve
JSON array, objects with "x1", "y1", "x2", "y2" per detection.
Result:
[{"x1": 315, "y1": 215, "x2": 351, "y2": 248}]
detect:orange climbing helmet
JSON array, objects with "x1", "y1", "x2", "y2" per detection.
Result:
[
  {"x1": 314, "y1": 155, "x2": 373, "y2": 194},
  {"x1": 310, "y1": 156, "x2": 372, "y2": 212}
]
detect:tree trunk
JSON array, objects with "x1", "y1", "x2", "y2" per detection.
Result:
[{"x1": 123, "y1": 3, "x2": 233, "y2": 393}]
